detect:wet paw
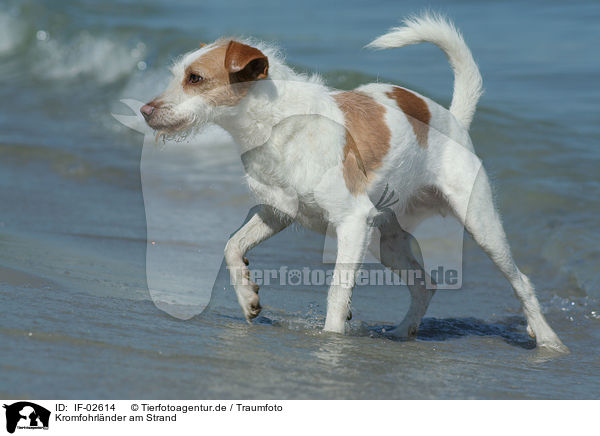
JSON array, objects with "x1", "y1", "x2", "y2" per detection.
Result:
[
  {"x1": 537, "y1": 340, "x2": 569, "y2": 354},
  {"x1": 535, "y1": 333, "x2": 569, "y2": 353},
  {"x1": 385, "y1": 322, "x2": 418, "y2": 339},
  {"x1": 245, "y1": 297, "x2": 262, "y2": 321},
  {"x1": 236, "y1": 266, "x2": 262, "y2": 322},
  {"x1": 241, "y1": 291, "x2": 262, "y2": 322}
]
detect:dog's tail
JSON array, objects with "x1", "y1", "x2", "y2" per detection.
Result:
[{"x1": 366, "y1": 13, "x2": 483, "y2": 130}]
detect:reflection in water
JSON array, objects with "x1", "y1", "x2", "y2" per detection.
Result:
[{"x1": 312, "y1": 334, "x2": 357, "y2": 368}]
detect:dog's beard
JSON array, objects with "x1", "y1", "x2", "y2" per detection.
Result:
[{"x1": 154, "y1": 112, "x2": 210, "y2": 144}]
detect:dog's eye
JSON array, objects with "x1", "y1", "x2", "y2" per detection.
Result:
[{"x1": 188, "y1": 73, "x2": 203, "y2": 84}]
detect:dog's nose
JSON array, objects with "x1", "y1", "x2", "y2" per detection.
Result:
[{"x1": 140, "y1": 104, "x2": 155, "y2": 119}]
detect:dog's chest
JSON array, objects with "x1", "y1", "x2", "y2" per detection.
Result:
[
  {"x1": 245, "y1": 121, "x2": 343, "y2": 189},
  {"x1": 242, "y1": 144, "x2": 340, "y2": 226}
]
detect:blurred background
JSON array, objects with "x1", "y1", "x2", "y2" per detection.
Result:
[{"x1": 0, "y1": 0, "x2": 598, "y2": 399}]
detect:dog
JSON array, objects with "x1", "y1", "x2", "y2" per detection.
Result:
[{"x1": 140, "y1": 13, "x2": 567, "y2": 351}]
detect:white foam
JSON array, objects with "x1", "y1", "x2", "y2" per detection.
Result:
[
  {"x1": 35, "y1": 32, "x2": 146, "y2": 84},
  {"x1": 0, "y1": 11, "x2": 26, "y2": 55}
]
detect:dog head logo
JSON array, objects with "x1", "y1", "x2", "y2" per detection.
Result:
[{"x1": 3, "y1": 402, "x2": 50, "y2": 434}]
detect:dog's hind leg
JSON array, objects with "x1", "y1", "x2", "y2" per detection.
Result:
[
  {"x1": 369, "y1": 215, "x2": 436, "y2": 338},
  {"x1": 225, "y1": 205, "x2": 290, "y2": 322},
  {"x1": 438, "y1": 159, "x2": 567, "y2": 352}
]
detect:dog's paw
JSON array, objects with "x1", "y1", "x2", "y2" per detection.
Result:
[
  {"x1": 527, "y1": 324, "x2": 535, "y2": 338},
  {"x1": 528, "y1": 324, "x2": 569, "y2": 353},
  {"x1": 535, "y1": 332, "x2": 569, "y2": 353},
  {"x1": 243, "y1": 293, "x2": 262, "y2": 322},
  {"x1": 384, "y1": 321, "x2": 418, "y2": 339},
  {"x1": 236, "y1": 268, "x2": 262, "y2": 322},
  {"x1": 237, "y1": 288, "x2": 262, "y2": 322}
]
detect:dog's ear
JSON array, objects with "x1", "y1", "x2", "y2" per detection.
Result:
[{"x1": 225, "y1": 41, "x2": 269, "y2": 83}]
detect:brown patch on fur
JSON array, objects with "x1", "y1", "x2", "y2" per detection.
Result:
[
  {"x1": 182, "y1": 41, "x2": 268, "y2": 106},
  {"x1": 182, "y1": 43, "x2": 230, "y2": 98},
  {"x1": 386, "y1": 87, "x2": 431, "y2": 148},
  {"x1": 224, "y1": 41, "x2": 268, "y2": 82},
  {"x1": 334, "y1": 91, "x2": 391, "y2": 195}
]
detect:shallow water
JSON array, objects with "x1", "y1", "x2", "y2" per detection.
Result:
[{"x1": 0, "y1": 0, "x2": 599, "y2": 399}]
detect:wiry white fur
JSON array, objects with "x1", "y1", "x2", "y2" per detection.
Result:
[
  {"x1": 142, "y1": 14, "x2": 567, "y2": 352},
  {"x1": 367, "y1": 13, "x2": 483, "y2": 130}
]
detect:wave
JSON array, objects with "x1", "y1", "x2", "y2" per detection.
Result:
[
  {"x1": 34, "y1": 33, "x2": 147, "y2": 84},
  {"x1": 0, "y1": 3, "x2": 148, "y2": 85},
  {"x1": 0, "y1": 10, "x2": 28, "y2": 55}
]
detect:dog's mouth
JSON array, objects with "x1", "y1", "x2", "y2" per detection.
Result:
[
  {"x1": 145, "y1": 110, "x2": 197, "y2": 143},
  {"x1": 154, "y1": 124, "x2": 195, "y2": 144}
]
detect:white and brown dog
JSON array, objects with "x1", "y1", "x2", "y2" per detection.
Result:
[{"x1": 140, "y1": 14, "x2": 566, "y2": 351}]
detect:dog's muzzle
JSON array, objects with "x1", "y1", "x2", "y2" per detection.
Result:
[{"x1": 140, "y1": 104, "x2": 155, "y2": 120}]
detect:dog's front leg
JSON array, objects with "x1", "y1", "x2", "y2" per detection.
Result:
[
  {"x1": 225, "y1": 206, "x2": 289, "y2": 322},
  {"x1": 323, "y1": 212, "x2": 372, "y2": 334}
]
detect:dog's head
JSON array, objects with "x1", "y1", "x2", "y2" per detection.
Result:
[{"x1": 141, "y1": 39, "x2": 269, "y2": 136}]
